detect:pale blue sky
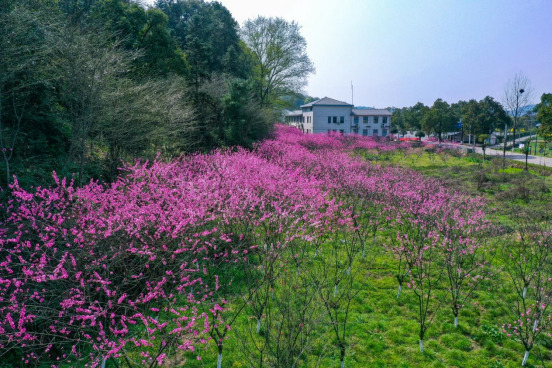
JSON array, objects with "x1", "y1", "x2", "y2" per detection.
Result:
[{"x1": 146, "y1": 0, "x2": 552, "y2": 108}]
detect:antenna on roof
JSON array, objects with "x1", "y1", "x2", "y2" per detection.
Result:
[{"x1": 351, "y1": 81, "x2": 354, "y2": 105}]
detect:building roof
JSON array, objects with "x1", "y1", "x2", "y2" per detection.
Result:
[
  {"x1": 351, "y1": 109, "x2": 392, "y2": 116},
  {"x1": 300, "y1": 97, "x2": 353, "y2": 108}
]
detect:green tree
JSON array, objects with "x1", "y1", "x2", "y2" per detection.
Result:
[
  {"x1": 462, "y1": 97, "x2": 509, "y2": 146},
  {"x1": 157, "y1": 0, "x2": 244, "y2": 87},
  {"x1": 407, "y1": 102, "x2": 429, "y2": 131},
  {"x1": 478, "y1": 96, "x2": 509, "y2": 136},
  {"x1": 535, "y1": 93, "x2": 552, "y2": 140},
  {"x1": 241, "y1": 16, "x2": 315, "y2": 108},
  {"x1": 90, "y1": 0, "x2": 189, "y2": 77},
  {"x1": 391, "y1": 108, "x2": 407, "y2": 136},
  {"x1": 0, "y1": 2, "x2": 69, "y2": 186},
  {"x1": 421, "y1": 99, "x2": 455, "y2": 142},
  {"x1": 461, "y1": 99, "x2": 479, "y2": 144},
  {"x1": 221, "y1": 79, "x2": 272, "y2": 147}
]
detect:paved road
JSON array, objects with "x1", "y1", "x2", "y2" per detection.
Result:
[{"x1": 463, "y1": 145, "x2": 552, "y2": 167}]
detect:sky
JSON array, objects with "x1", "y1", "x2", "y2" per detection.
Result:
[{"x1": 144, "y1": 0, "x2": 552, "y2": 108}]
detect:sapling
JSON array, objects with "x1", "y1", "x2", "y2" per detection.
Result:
[
  {"x1": 315, "y1": 217, "x2": 370, "y2": 368},
  {"x1": 501, "y1": 222, "x2": 552, "y2": 366},
  {"x1": 438, "y1": 196, "x2": 491, "y2": 327}
]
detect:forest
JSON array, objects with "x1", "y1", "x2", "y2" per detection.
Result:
[{"x1": 0, "y1": 0, "x2": 315, "y2": 188}]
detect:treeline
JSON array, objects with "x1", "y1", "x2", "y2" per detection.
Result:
[
  {"x1": 0, "y1": 0, "x2": 313, "y2": 187},
  {"x1": 392, "y1": 97, "x2": 510, "y2": 142}
]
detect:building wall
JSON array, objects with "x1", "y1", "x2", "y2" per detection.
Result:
[
  {"x1": 302, "y1": 111, "x2": 314, "y2": 133},
  {"x1": 357, "y1": 115, "x2": 392, "y2": 136},
  {"x1": 312, "y1": 106, "x2": 353, "y2": 134}
]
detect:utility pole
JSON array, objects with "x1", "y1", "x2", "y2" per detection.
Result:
[{"x1": 502, "y1": 120, "x2": 508, "y2": 169}]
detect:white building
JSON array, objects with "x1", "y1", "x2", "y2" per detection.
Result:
[{"x1": 284, "y1": 97, "x2": 392, "y2": 137}]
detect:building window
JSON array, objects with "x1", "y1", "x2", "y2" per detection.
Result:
[
  {"x1": 373, "y1": 116, "x2": 379, "y2": 124},
  {"x1": 382, "y1": 129, "x2": 388, "y2": 136},
  {"x1": 340, "y1": 116, "x2": 344, "y2": 124},
  {"x1": 354, "y1": 117, "x2": 359, "y2": 124},
  {"x1": 362, "y1": 129, "x2": 368, "y2": 136},
  {"x1": 333, "y1": 116, "x2": 337, "y2": 124},
  {"x1": 373, "y1": 129, "x2": 378, "y2": 136},
  {"x1": 328, "y1": 116, "x2": 331, "y2": 124},
  {"x1": 383, "y1": 117, "x2": 388, "y2": 125},
  {"x1": 339, "y1": 129, "x2": 344, "y2": 135},
  {"x1": 363, "y1": 117, "x2": 368, "y2": 124}
]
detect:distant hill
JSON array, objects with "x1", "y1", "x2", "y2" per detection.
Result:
[
  {"x1": 507, "y1": 104, "x2": 536, "y2": 116},
  {"x1": 280, "y1": 94, "x2": 320, "y2": 109}
]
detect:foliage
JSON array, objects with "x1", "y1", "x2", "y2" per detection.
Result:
[
  {"x1": 421, "y1": 99, "x2": 456, "y2": 142},
  {"x1": 0, "y1": 0, "x2": 279, "y2": 188},
  {"x1": 241, "y1": 16, "x2": 315, "y2": 108},
  {"x1": 535, "y1": 93, "x2": 552, "y2": 141}
]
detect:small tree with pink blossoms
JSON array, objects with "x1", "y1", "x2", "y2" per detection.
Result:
[
  {"x1": 406, "y1": 229, "x2": 448, "y2": 353},
  {"x1": 315, "y1": 213, "x2": 367, "y2": 368},
  {"x1": 387, "y1": 183, "x2": 452, "y2": 352},
  {"x1": 190, "y1": 149, "x2": 334, "y2": 368},
  {"x1": 500, "y1": 221, "x2": 552, "y2": 366},
  {"x1": 437, "y1": 196, "x2": 492, "y2": 328}
]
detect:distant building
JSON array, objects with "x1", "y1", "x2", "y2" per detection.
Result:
[{"x1": 284, "y1": 97, "x2": 392, "y2": 136}]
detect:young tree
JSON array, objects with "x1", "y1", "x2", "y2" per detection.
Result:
[
  {"x1": 241, "y1": 16, "x2": 315, "y2": 108},
  {"x1": 501, "y1": 221, "x2": 552, "y2": 366},
  {"x1": 315, "y1": 226, "x2": 364, "y2": 368},
  {"x1": 438, "y1": 197, "x2": 490, "y2": 327}
]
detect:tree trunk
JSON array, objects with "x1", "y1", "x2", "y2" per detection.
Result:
[
  {"x1": 419, "y1": 339, "x2": 424, "y2": 353},
  {"x1": 397, "y1": 284, "x2": 402, "y2": 299},
  {"x1": 340, "y1": 344, "x2": 346, "y2": 368},
  {"x1": 454, "y1": 316, "x2": 458, "y2": 328},
  {"x1": 217, "y1": 344, "x2": 223, "y2": 368},
  {"x1": 521, "y1": 350, "x2": 530, "y2": 366}
]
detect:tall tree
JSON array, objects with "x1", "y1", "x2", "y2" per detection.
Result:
[
  {"x1": 90, "y1": 0, "x2": 189, "y2": 77},
  {"x1": 421, "y1": 99, "x2": 455, "y2": 142},
  {"x1": 241, "y1": 16, "x2": 315, "y2": 108},
  {"x1": 407, "y1": 102, "x2": 429, "y2": 132},
  {"x1": 156, "y1": 0, "x2": 244, "y2": 87},
  {"x1": 0, "y1": 2, "x2": 66, "y2": 186},
  {"x1": 478, "y1": 96, "x2": 509, "y2": 137},
  {"x1": 450, "y1": 100, "x2": 467, "y2": 141},
  {"x1": 503, "y1": 72, "x2": 533, "y2": 148}
]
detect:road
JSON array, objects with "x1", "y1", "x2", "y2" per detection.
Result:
[{"x1": 461, "y1": 145, "x2": 552, "y2": 167}]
